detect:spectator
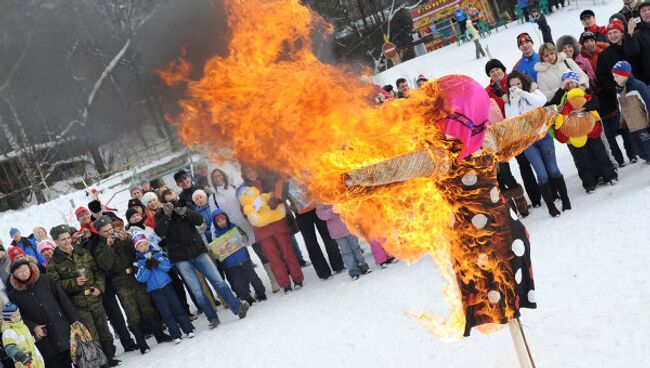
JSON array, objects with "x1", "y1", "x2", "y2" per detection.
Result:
[
  {"x1": 581, "y1": 9, "x2": 609, "y2": 42},
  {"x1": 1, "y1": 303, "x2": 46, "y2": 368},
  {"x1": 94, "y1": 216, "x2": 172, "y2": 354},
  {"x1": 579, "y1": 31, "x2": 609, "y2": 73},
  {"x1": 174, "y1": 170, "x2": 199, "y2": 207},
  {"x1": 535, "y1": 42, "x2": 589, "y2": 101},
  {"x1": 596, "y1": 19, "x2": 639, "y2": 166},
  {"x1": 612, "y1": 60, "x2": 650, "y2": 162},
  {"x1": 9, "y1": 228, "x2": 45, "y2": 267},
  {"x1": 453, "y1": 5, "x2": 468, "y2": 35},
  {"x1": 518, "y1": 0, "x2": 530, "y2": 22},
  {"x1": 396, "y1": 78, "x2": 409, "y2": 98},
  {"x1": 368, "y1": 239, "x2": 396, "y2": 268},
  {"x1": 46, "y1": 225, "x2": 120, "y2": 366},
  {"x1": 504, "y1": 71, "x2": 571, "y2": 216},
  {"x1": 88, "y1": 200, "x2": 118, "y2": 222},
  {"x1": 382, "y1": 84, "x2": 396, "y2": 99},
  {"x1": 154, "y1": 190, "x2": 250, "y2": 328},
  {"x1": 36, "y1": 240, "x2": 55, "y2": 266},
  {"x1": 620, "y1": 0, "x2": 642, "y2": 22},
  {"x1": 141, "y1": 191, "x2": 160, "y2": 229},
  {"x1": 192, "y1": 190, "x2": 213, "y2": 243},
  {"x1": 32, "y1": 227, "x2": 49, "y2": 243},
  {"x1": 625, "y1": 0, "x2": 650, "y2": 84},
  {"x1": 133, "y1": 234, "x2": 195, "y2": 345},
  {"x1": 210, "y1": 210, "x2": 266, "y2": 304},
  {"x1": 513, "y1": 33, "x2": 540, "y2": 81},
  {"x1": 0, "y1": 243, "x2": 9, "y2": 282},
  {"x1": 556, "y1": 35, "x2": 598, "y2": 88},
  {"x1": 316, "y1": 204, "x2": 371, "y2": 280},
  {"x1": 7, "y1": 259, "x2": 79, "y2": 368},
  {"x1": 530, "y1": 8, "x2": 553, "y2": 45},
  {"x1": 548, "y1": 71, "x2": 618, "y2": 193},
  {"x1": 466, "y1": 20, "x2": 486, "y2": 59},
  {"x1": 549, "y1": 0, "x2": 565, "y2": 12},
  {"x1": 140, "y1": 180, "x2": 153, "y2": 193},
  {"x1": 193, "y1": 161, "x2": 211, "y2": 194},
  {"x1": 416, "y1": 74, "x2": 428, "y2": 87}
]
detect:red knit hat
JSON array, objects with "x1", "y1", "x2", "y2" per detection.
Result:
[
  {"x1": 607, "y1": 19, "x2": 624, "y2": 33},
  {"x1": 75, "y1": 206, "x2": 90, "y2": 219},
  {"x1": 8, "y1": 247, "x2": 26, "y2": 262}
]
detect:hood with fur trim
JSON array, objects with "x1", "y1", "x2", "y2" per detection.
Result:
[
  {"x1": 9, "y1": 261, "x2": 40, "y2": 291},
  {"x1": 556, "y1": 36, "x2": 581, "y2": 59}
]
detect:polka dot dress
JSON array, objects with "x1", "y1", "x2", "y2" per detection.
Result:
[{"x1": 436, "y1": 142, "x2": 536, "y2": 337}]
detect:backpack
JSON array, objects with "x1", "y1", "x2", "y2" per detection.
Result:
[{"x1": 69, "y1": 322, "x2": 107, "y2": 368}]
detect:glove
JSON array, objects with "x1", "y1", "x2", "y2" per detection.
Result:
[
  {"x1": 15, "y1": 351, "x2": 32, "y2": 365},
  {"x1": 145, "y1": 258, "x2": 160, "y2": 269},
  {"x1": 491, "y1": 82, "x2": 504, "y2": 97},
  {"x1": 174, "y1": 206, "x2": 187, "y2": 216},
  {"x1": 162, "y1": 203, "x2": 173, "y2": 216}
]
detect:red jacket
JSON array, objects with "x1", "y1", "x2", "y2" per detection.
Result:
[
  {"x1": 485, "y1": 74, "x2": 508, "y2": 116},
  {"x1": 580, "y1": 42, "x2": 608, "y2": 72},
  {"x1": 584, "y1": 24, "x2": 608, "y2": 42}
]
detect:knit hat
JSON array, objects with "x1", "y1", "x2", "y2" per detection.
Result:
[
  {"x1": 38, "y1": 240, "x2": 56, "y2": 255},
  {"x1": 8, "y1": 247, "x2": 25, "y2": 263},
  {"x1": 2, "y1": 304, "x2": 18, "y2": 321},
  {"x1": 75, "y1": 206, "x2": 89, "y2": 219},
  {"x1": 607, "y1": 19, "x2": 625, "y2": 33},
  {"x1": 579, "y1": 31, "x2": 596, "y2": 44},
  {"x1": 93, "y1": 216, "x2": 113, "y2": 232},
  {"x1": 50, "y1": 224, "x2": 72, "y2": 241},
  {"x1": 9, "y1": 228, "x2": 19, "y2": 238},
  {"x1": 125, "y1": 207, "x2": 139, "y2": 222},
  {"x1": 517, "y1": 32, "x2": 533, "y2": 46},
  {"x1": 561, "y1": 70, "x2": 580, "y2": 88},
  {"x1": 141, "y1": 192, "x2": 158, "y2": 206},
  {"x1": 9, "y1": 259, "x2": 31, "y2": 275},
  {"x1": 191, "y1": 189, "x2": 207, "y2": 203},
  {"x1": 88, "y1": 200, "x2": 102, "y2": 214},
  {"x1": 611, "y1": 61, "x2": 632, "y2": 76},
  {"x1": 485, "y1": 59, "x2": 506, "y2": 76},
  {"x1": 128, "y1": 198, "x2": 144, "y2": 210},
  {"x1": 416, "y1": 74, "x2": 428, "y2": 83},
  {"x1": 580, "y1": 9, "x2": 595, "y2": 20},
  {"x1": 132, "y1": 233, "x2": 148, "y2": 248}
]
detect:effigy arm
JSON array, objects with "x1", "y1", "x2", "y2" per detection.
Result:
[{"x1": 482, "y1": 106, "x2": 558, "y2": 162}]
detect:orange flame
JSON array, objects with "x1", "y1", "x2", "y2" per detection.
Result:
[{"x1": 159, "y1": 0, "x2": 512, "y2": 339}]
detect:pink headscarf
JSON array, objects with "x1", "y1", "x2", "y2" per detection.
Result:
[{"x1": 436, "y1": 75, "x2": 490, "y2": 162}]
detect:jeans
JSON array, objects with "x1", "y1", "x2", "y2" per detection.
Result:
[
  {"x1": 150, "y1": 284, "x2": 194, "y2": 339},
  {"x1": 335, "y1": 236, "x2": 369, "y2": 277},
  {"x1": 175, "y1": 253, "x2": 242, "y2": 321},
  {"x1": 524, "y1": 134, "x2": 562, "y2": 184}
]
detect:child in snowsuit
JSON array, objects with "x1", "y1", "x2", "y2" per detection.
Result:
[
  {"x1": 1, "y1": 304, "x2": 44, "y2": 368},
  {"x1": 466, "y1": 20, "x2": 486, "y2": 59},
  {"x1": 134, "y1": 233, "x2": 194, "y2": 345},
  {"x1": 211, "y1": 210, "x2": 266, "y2": 303},
  {"x1": 316, "y1": 204, "x2": 371, "y2": 280},
  {"x1": 612, "y1": 61, "x2": 650, "y2": 162}
]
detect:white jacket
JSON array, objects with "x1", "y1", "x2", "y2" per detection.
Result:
[
  {"x1": 208, "y1": 184, "x2": 256, "y2": 245},
  {"x1": 534, "y1": 52, "x2": 589, "y2": 101},
  {"x1": 504, "y1": 88, "x2": 547, "y2": 118}
]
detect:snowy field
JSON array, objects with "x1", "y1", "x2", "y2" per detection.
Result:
[{"x1": 2, "y1": 1, "x2": 650, "y2": 367}]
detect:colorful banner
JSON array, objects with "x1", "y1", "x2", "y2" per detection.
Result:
[
  {"x1": 209, "y1": 227, "x2": 246, "y2": 261},
  {"x1": 410, "y1": 0, "x2": 494, "y2": 32}
]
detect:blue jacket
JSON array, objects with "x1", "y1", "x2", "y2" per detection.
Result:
[
  {"x1": 11, "y1": 237, "x2": 46, "y2": 266},
  {"x1": 624, "y1": 77, "x2": 650, "y2": 108},
  {"x1": 134, "y1": 248, "x2": 172, "y2": 293},
  {"x1": 517, "y1": 0, "x2": 528, "y2": 8},
  {"x1": 195, "y1": 204, "x2": 213, "y2": 242},
  {"x1": 454, "y1": 9, "x2": 467, "y2": 22},
  {"x1": 513, "y1": 52, "x2": 540, "y2": 82},
  {"x1": 210, "y1": 209, "x2": 250, "y2": 268}
]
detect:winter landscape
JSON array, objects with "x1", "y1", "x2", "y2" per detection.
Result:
[{"x1": 2, "y1": 1, "x2": 650, "y2": 368}]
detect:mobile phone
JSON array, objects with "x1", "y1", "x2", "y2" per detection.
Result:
[
  {"x1": 112, "y1": 231, "x2": 120, "y2": 238},
  {"x1": 634, "y1": 17, "x2": 641, "y2": 24}
]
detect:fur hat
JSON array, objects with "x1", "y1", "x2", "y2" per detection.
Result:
[
  {"x1": 93, "y1": 216, "x2": 113, "y2": 232},
  {"x1": 50, "y1": 224, "x2": 72, "y2": 241},
  {"x1": 485, "y1": 59, "x2": 506, "y2": 76},
  {"x1": 141, "y1": 192, "x2": 158, "y2": 206},
  {"x1": 88, "y1": 200, "x2": 102, "y2": 214},
  {"x1": 8, "y1": 247, "x2": 25, "y2": 263},
  {"x1": 556, "y1": 35, "x2": 581, "y2": 58}
]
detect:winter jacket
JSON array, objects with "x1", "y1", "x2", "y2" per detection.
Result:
[
  {"x1": 2, "y1": 320, "x2": 45, "y2": 368},
  {"x1": 315, "y1": 204, "x2": 351, "y2": 240},
  {"x1": 194, "y1": 204, "x2": 213, "y2": 242},
  {"x1": 595, "y1": 37, "x2": 645, "y2": 116},
  {"x1": 504, "y1": 87, "x2": 547, "y2": 118},
  {"x1": 94, "y1": 235, "x2": 140, "y2": 289},
  {"x1": 10, "y1": 238, "x2": 46, "y2": 266},
  {"x1": 154, "y1": 207, "x2": 207, "y2": 262},
  {"x1": 134, "y1": 249, "x2": 172, "y2": 293},
  {"x1": 617, "y1": 76, "x2": 650, "y2": 132},
  {"x1": 534, "y1": 52, "x2": 590, "y2": 101},
  {"x1": 0, "y1": 254, "x2": 10, "y2": 283},
  {"x1": 210, "y1": 209, "x2": 249, "y2": 268},
  {"x1": 513, "y1": 52, "x2": 540, "y2": 82},
  {"x1": 533, "y1": 14, "x2": 553, "y2": 44},
  {"x1": 556, "y1": 35, "x2": 598, "y2": 88},
  {"x1": 208, "y1": 184, "x2": 256, "y2": 245},
  {"x1": 584, "y1": 24, "x2": 609, "y2": 43},
  {"x1": 619, "y1": 0, "x2": 641, "y2": 22},
  {"x1": 454, "y1": 9, "x2": 467, "y2": 22},
  {"x1": 486, "y1": 74, "x2": 509, "y2": 117},
  {"x1": 144, "y1": 208, "x2": 156, "y2": 229},
  {"x1": 179, "y1": 186, "x2": 199, "y2": 207},
  {"x1": 46, "y1": 246, "x2": 105, "y2": 311},
  {"x1": 126, "y1": 225, "x2": 162, "y2": 251},
  {"x1": 239, "y1": 186, "x2": 286, "y2": 228},
  {"x1": 7, "y1": 264, "x2": 79, "y2": 361},
  {"x1": 626, "y1": 21, "x2": 650, "y2": 85},
  {"x1": 580, "y1": 42, "x2": 608, "y2": 72}
]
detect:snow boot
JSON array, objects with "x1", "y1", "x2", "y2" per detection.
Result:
[
  {"x1": 263, "y1": 263, "x2": 281, "y2": 293},
  {"x1": 503, "y1": 185, "x2": 529, "y2": 217},
  {"x1": 130, "y1": 323, "x2": 150, "y2": 355},
  {"x1": 145, "y1": 317, "x2": 172, "y2": 343},
  {"x1": 539, "y1": 183, "x2": 560, "y2": 217},
  {"x1": 237, "y1": 301, "x2": 250, "y2": 319},
  {"x1": 208, "y1": 318, "x2": 220, "y2": 329},
  {"x1": 100, "y1": 340, "x2": 122, "y2": 366},
  {"x1": 552, "y1": 176, "x2": 571, "y2": 211}
]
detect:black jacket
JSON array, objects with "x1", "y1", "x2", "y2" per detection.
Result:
[
  {"x1": 535, "y1": 14, "x2": 553, "y2": 45},
  {"x1": 154, "y1": 207, "x2": 207, "y2": 262},
  {"x1": 626, "y1": 21, "x2": 650, "y2": 85},
  {"x1": 179, "y1": 186, "x2": 199, "y2": 207},
  {"x1": 7, "y1": 264, "x2": 79, "y2": 361}
]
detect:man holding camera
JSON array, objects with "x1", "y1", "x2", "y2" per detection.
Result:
[
  {"x1": 46, "y1": 224, "x2": 121, "y2": 366},
  {"x1": 94, "y1": 216, "x2": 171, "y2": 354},
  {"x1": 154, "y1": 189, "x2": 250, "y2": 329}
]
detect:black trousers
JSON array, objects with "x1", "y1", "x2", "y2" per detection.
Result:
[
  {"x1": 44, "y1": 350, "x2": 73, "y2": 368},
  {"x1": 295, "y1": 209, "x2": 344, "y2": 279},
  {"x1": 515, "y1": 154, "x2": 541, "y2": 206},
  {"x1": 603, "y1": 114, "x2": 636, "y2": 164},
  {"x1": 226, "y1": 259, "x2": 266, "y2": 300},
  {"x1": 497, "y1": 162, "x2": 519, "y2": 190},
  {"x1": 568, "y1": 138, "x2": 617, "y2": 189},
  {"x1": 102, "y1": 282, "x2": 134, "y2": 350}
]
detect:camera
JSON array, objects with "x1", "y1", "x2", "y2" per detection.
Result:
[
  {"x1": 173, "y1": 198, "x2": 187, "y2": 208},
  {"x1": 111, "y1": 231, "x2": 121, "y2": 238}
]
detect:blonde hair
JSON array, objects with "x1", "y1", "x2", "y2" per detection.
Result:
[
  {"x1": 539, "y1": 43, "x2": 557, "y2": 60},
  {"x1": 33, "y1": 226, "x2": 50, "y2": 242}
]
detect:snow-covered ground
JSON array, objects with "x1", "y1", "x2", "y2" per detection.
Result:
[{"x1": 2, "y1": 2, "x2": 649, "y2": 367}]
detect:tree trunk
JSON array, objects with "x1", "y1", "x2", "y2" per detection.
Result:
[{"x1": 88, "y1": 144, "x2": 107, "y2": 174}]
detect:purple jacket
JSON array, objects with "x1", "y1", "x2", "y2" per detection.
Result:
[{"x1": 315, "y1": 204, "x2": 350, "y2": 239}]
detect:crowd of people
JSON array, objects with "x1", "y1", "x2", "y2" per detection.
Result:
[
  {"x1": 0, "y1": 162, "x2": 398, "y2": 368},
  {"x1": 380, "y1": 1, "x2": 650, "y2": 218}
]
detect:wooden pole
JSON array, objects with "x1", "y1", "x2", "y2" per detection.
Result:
[{"x1": 508, "y1": 318, "x2": 536, "y2": 368}]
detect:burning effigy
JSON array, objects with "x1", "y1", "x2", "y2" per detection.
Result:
[{"x1": 158, "y1": 0, "x2": 555, "y2": 366}]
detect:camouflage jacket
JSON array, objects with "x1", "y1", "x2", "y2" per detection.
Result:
[
  {"x1": 94, "y1": 235, "x2": 139, "y2": 289},
  {"x1": 46, "y1": 245, "x2": 105, "y2": 310}
]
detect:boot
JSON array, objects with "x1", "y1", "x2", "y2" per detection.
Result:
[
  {"x1": 503, "y1": 185, "x2": 529, "y2": 217},
  {"x1": 100, "y1": 340, "x2": 122, "y2": 366},
  {"x1": 539, "y1": 183, "x2": 560, "y2": 217},
  {"x1": 263, "y1": 263, "x2": 281, "y2": 293},
  {"x1": 129, "y1": 323, "x2": 150, "y2": 355},
  {"x1": 552, "y1": 176, "x2": 571, "y2": 211},
  {"x1": 144, "y1": 316, "x2": 172, "y2": 343}
]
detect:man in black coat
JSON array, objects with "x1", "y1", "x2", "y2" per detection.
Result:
[
  {"x1": 7, "y1": 260, "x2": 79, "y2": 368},
  {"x1": 174, "y1": 169, "x2": 200, "y2": 207},
  {"x1": 625, "y1": 0, "x2": 650, "y2": 82}
]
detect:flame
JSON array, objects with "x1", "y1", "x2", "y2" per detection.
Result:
[{"x1": 159, "y1": 0, "x2": 512, "y2": 339}]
